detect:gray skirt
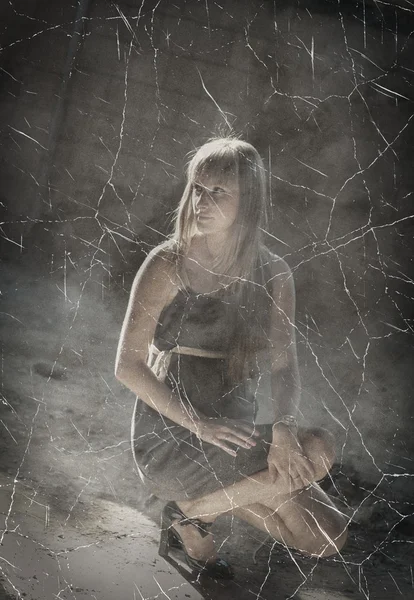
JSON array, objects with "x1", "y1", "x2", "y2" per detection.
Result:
[{"x1": 132, "y1": 398, "x2": 273, "y2": 501}]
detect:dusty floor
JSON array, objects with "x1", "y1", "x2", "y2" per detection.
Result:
[{"x1": 0, "y1": 261, "x2": 413, "y2": 599}]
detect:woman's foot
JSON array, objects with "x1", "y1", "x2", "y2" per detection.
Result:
[
  {"x1": 171, "y1": 509, "x2": 217, "y2": 563},
  {"x1": 160, "y1": 501, "x2": 233, "y2": 579}
]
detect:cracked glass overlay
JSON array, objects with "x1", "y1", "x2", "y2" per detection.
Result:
[{"x1": 0, "y1": 1, "x2": 414, "y2": 599}]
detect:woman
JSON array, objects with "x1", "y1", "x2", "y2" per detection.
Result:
[{"x1": 115, "y1": 138, "x2": 348, "y2": 580}]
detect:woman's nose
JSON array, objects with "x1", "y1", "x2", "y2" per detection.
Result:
[{"x1": 195, "y1": 189, "x2": 210, "y2": 210}]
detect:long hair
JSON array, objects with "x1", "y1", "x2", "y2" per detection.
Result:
[
  {"x1": 172, "y1": 137, "x2": 270, "y2": 382},
  {"x1": 173, "y1": 137, "x2": 267, "y2": 280}
]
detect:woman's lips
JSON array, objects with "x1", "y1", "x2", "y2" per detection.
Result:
[{"x1": 196, "y1": 213, "x2": 212, "y2": 220}]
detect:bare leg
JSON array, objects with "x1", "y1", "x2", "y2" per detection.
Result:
[
  {"x1": 233, "y1": 483, "x2": 348, "y2": 558},
  {"x1": 171, "y1": 428, "x2": 346, "y2": 560},
  {"x1": 178, "y1": 427, "x2": 335, "y2": 519}
]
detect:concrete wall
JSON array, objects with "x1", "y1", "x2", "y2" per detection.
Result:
[{"x1": 1, "y1": 0, "x2": 414, "y2": 502}]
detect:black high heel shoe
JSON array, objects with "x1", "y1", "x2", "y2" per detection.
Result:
[{"x1": 159, "y1": 501, "x2": 234, "y2": 580}]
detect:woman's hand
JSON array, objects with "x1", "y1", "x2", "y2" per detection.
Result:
[
  {"x1": 196, "y1": 418, "x2": 260, "y2": 457},
  {"x1": 268, "y1": 423, "x2": 315, "y2": 488}
]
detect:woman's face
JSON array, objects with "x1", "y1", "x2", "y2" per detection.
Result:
[{"x1": 191, "y1": 171, "x2": 240, "y2": 237}]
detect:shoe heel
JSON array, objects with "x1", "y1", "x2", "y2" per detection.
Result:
[
  {"x1": 159, "y1": 502, "x2": 233, "y2": 579},
  {"x1": 158, "y1": 516, "x2": 169, "y2": 558}
]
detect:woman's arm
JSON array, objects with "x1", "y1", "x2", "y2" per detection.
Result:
[
  {"x1": 115, "y1": 245, "x2": 258, "y2": 455},
  {"x1": 267, "y1": 255, "x2": 301, "y2": 423},
  {"x1": 266, "y1": 254, "x2": 314, "y2": 484},
  {"x1": 115, "y1": 246, "x2": 203, "y2": 433}
]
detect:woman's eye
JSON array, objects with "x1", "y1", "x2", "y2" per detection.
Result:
[{"x1": 193, "y1": 184, "x2": 226, "y2": 196}]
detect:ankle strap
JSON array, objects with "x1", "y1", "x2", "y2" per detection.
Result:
[
  {"x1": 166, "y1": 501, "x2": 213, "y2": 538},
  {"x1": 178, "y1": 516, "x2": 212, "y2": 538}
]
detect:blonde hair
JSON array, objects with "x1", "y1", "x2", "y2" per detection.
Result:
[
  {"x1": 172, "y1": 137, "x2": 267, "y2": 284},
  {"x1": 171, "y1": 137, "x2": 270, "y2": 383}
]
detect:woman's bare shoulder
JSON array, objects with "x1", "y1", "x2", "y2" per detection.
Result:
[
  {"x1": 260, "y1": 245, "x2": 293, "y2": 280},
  {"x1": 259, "y1": 246, "x2": 295, "y2": 315},
  {"x1": 132, "y1": 239, "x2": 180, "y2": 301},
  {"x1": 144, "y1": 238, "x2": 178, "y2": 265}
]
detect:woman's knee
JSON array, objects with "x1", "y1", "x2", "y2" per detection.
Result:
[
  {"x1": 299, "y1": 518, "x2": 348, "y2": 558},
  {"x1": 300, "y1": 427, "x2": 336, "y2": 481},
  {"x1": 321, "y1": 526, "x2": 348, "y2": 557},
  {"x1": 264, "y1": 509, "x2": 348, "y2": 558},
  {"x1": 311, "y1": 523, "x2": 348, "y2": 557}
]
